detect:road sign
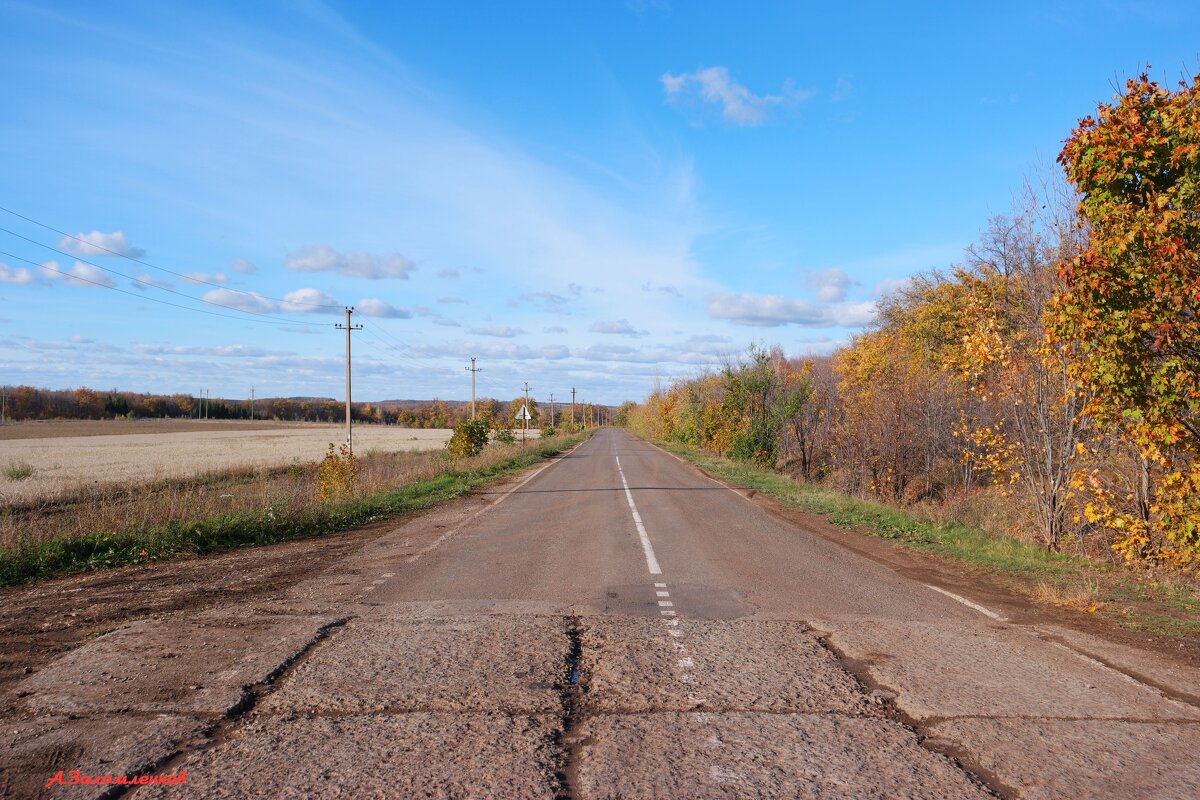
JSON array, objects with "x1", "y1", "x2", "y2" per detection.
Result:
[{"x1": 515, "y1": 404, "x2": 531, "y2": 421}]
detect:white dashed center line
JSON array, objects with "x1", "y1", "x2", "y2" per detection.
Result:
[{"x1": 615, "y1": 455, "x2": 662, "y2": 575}]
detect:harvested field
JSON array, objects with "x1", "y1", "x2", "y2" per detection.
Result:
[
  {"x1": 0, "y1": 418, "x2": 320, "y2": 441},
  {"x1": 0, "y1": 424, "x2": 459, "y2": 503}
]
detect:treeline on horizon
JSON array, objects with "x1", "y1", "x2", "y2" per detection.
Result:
[
  {"x1": 626, "y1": 72, "x2": 1200, "y2": 567},
  {"x1": 0, "y1": 385, "x2": 609, "y2": 430}
]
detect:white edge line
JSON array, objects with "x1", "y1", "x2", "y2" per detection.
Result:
[{"x1": 924, "y1": 584, "x2": 1006, "y2": 622}]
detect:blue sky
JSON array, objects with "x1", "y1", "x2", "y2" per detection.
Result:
[{"x1": 2, "y1": 1, "x2": 1198, "y2": 404}]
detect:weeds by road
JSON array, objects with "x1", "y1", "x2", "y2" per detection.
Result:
[
  {"x1": 654, "y1": 439, "x2": 1200, "y2": 639},
  {"x1": 0, "y1": 432, "x2": 591, "y2": 587}
]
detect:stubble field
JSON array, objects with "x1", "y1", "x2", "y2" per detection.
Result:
[{"x1": 0, "y1": 421, "x2": 455, "y2": 503}]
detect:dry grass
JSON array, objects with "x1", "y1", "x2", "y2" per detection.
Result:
[
  {"x1": 0, "y1": 440, "x2": 541, "y2": 551},
  {"x1": 0, "y1": 425, "x2": 458, "y2": 503},
  {"x1": 1032, "y1": 578, "x2": 1103, "y2": 612}
]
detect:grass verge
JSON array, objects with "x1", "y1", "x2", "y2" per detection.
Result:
[
  {"x1": 653, "y1": 438, "x2": 1200, "y2": 639},
  {"x1": 0, "y1": 432, "x2": 591, "y2": 588}
]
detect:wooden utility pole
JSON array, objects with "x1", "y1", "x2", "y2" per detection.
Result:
[
  {"x1": 465, "y1": 358, "x2": 482, "y2": 418},
  {"x1": 571, "y1": 387, "x2": 576, "y2": 430},
  {"x1": 336, "y1": 307, "x2": 363, "y2": 452},
  {"x1": 250, "y1": 386, "x2": 255, "y2": 421},
  {"x1": 548, "y1": 393, "x2": 555, "y2": 429}
]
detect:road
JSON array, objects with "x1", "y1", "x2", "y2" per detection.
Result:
[{"x1": 4, "y1": 428, "x2": 1200, "y2": 798}]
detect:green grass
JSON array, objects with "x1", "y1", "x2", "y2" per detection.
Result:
[
  {"x1": 4, "y1": 462, "x2": 34, "y2": 481},
  {"x1": 653, "y1": 439, "x2": 1200, "y2": 637},
  {"x1": 0, "y1": 433, "x2": 590, "y2": 588}
]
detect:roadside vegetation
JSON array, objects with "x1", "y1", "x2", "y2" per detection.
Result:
[
  {"x1": 624, "y1": 72, "x2": 1200, "y2": 634},
  {"x1": 655, "y1": 441, "x2": 1200, "y2": 636},
  {"x1": 0, "y1": 429, "x2": 592, "y2": 587}
]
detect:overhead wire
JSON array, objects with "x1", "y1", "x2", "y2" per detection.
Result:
[
  {"x1": 0, "y1": 249, "x2": 329, "y2": 330},
  {"x1": 0, "y1": 205, "x2": 344, "y2": 310}
]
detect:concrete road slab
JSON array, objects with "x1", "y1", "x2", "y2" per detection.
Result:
[
  {"x1": 821, "y1": 619, "x2": 1200, "y2": 721},
  {"x1": 137, "y1": 713, "x2": 560, "y2": 800},
  {"x1": 926, "y1": 718, "x2": 1200, "y2": 799},
  {"x1": 582, "y1": 617, "x2": 871, "y2": 714},
  {"x1": 576, "y1": 712, "x2": 992, "y2": 799},
  {"x1": 14, "y1": 612, "x2": 344, "y2": 716},
  {"x1": 260, "y1": 614, "x2": 568, "y2": 714}
]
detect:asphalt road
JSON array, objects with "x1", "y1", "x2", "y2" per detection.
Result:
[{"x1": 5, "y1": 428, "x2": 1200, "y2": 798}]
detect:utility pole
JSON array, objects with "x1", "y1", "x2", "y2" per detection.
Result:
[
  {"x1": 465, "y1": 358, "x2": 482, "y2": 418},
  {"x1": 336, "y1": 307, "x2": 363, "y2": 452},
  {"x1": 571, "y1": 387, "x2": 576, "y2": 430},
  {"x1": 548, "y1": 393, "x2": 555, "y2": 429},
  {"x1": 250, "y1": 386, "x2": 255, "y2": 421},
  {"x1": 522, "y1": 381, "x2": 531, "y2": 446},
  {"x1": 1, "y1": 387, "x2": 6, "y2": 425}
]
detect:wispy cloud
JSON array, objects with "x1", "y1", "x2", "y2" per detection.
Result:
[
  {"x1": 60, "y1": 261, "x2": 117, "y2": 289},
  {"x1": 706, "y1": 292, "x2": 875, "y2": 328},
  {"x1": 589, "y1": 319, "x2": 649, "y2": 337},
  {"x1": 467, "y1": 325, "x2": 525, "y2": 338},
  {"x1": 661, "y1": 66, "x2": 814, "y2": 126},
  {"x1": 285, "y1": 244, "x2": 416, "y2": 280}
]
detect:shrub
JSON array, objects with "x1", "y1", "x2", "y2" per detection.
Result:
[
  {"x1": 541, "y1": 425, "x2": 556, "y2": 438},
  {"x1": 492, "y1": 426, "x2": 516, "y2": 445},
  {"x1": 4, "y1": 462, "x2": 34, "y2": 481},
  {"x1": 447, "y1": 418, "x2": 490, "y2": 458},
  {"x1": 316, "y1": 443, "x2": 360, "y2": 502}
]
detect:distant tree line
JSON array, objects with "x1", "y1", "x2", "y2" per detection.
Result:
[{"x1": 0, "y1": 385, "x2": 610, "y2": 432}]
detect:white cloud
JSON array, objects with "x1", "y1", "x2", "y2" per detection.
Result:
[
  {"x1": 873, "y1": 276, "x2": 914, "y2": 299},
  {"x1": 230, "y1": 257, "x2": 257, "y2": 274},
  {"x1": 436, "y1": 297, "x2": 466, "y2": 304},
  {"x1": 437, "y1": 268, "x2": 460, "y2": 279},
  {"x1": 281, "y1": 287, "x2": 341, "y2": 313},
  {"x1": 131, "y1": 273, "x2": 174, "y2": 291},
  {"x1": 544, "y1": 325, "x2": 568, "y2": 334},
  {"x1": 0, "y1": 263, "x2": 41, "y2": 285},
  {"x1": 706, "y1": 292, "x2": 876, "y2": 328},
  {"x1": 518, "y1": 291, "x2": 571, "y2": 313},
  {"x1": 832, "y1": 76, "x2": 854, "y2": 103},
  {"x1": 285, "y1": 244, "x2": 415, "y2": 280},
  {"x1": 182, "y1": 271, "x2": 230, "y2": 285},
  {"x1": 467, "y1": 325, "x2": 525, "y2": 338},
  {"x1": 660, "y1": 66, "x2": 814, "y2": 126},
  {"x1": 133, "y1": 343, "x2": 281, "y2": 357},
  {"x1": 60, "y1": 261, "x2": 117, "y2": 289},
  {"x1": 641, "y1": 281, "x2": 682, "y2": 297},
  {"x1": 201, "y1": 288, "x2": 276, "y2": 313},
  {"x1": 806, "y1": 268, "x2": 855, "y2": 302},
  {"x1": 59, "y1": 230, "x2": 145, "y2": 259},
  {"x1": 434, "y1": 318, "x2": 461, "y2": 327},
  {"x1": 356, "y1": 297, "x2": 410, "y2": 318},
  {"x1": 589, "y1": 319, "x2": 648, "y2": 337}
]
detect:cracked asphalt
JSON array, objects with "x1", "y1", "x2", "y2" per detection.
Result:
[{"x1": 3, "y1": 428, "x2": 1200, "y2": 798}]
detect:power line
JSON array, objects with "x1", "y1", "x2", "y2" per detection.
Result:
[
  {"x1": 0, "y1": 227, "x2": 329, "y2": 326},
  {"x1": 0, "y1": 249, "x2": 327, "y2": 329},
  {"x1": 0, "y1": 205, "x2": 344, "y2": 310}
]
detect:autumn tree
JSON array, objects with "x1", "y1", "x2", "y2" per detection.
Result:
[{"x1": 1055, "y1": 71, "x2": 1200, "y2": 561}]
